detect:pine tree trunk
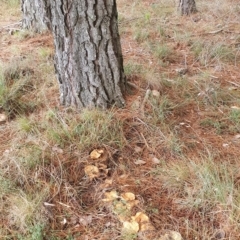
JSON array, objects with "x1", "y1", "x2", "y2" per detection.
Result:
[
  {"x1": 178, "y1": 0, "x2": 197, "y2": 15},
  {"x1": 21, "y1": 0, "x2": 51, "y2": 32},
  {"x1": 50, "y1": 0, "x2": 126, "y2": 109}
]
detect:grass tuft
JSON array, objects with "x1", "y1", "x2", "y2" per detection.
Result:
[
  {"x1": 45, "y1": 108, "x2": 126, "y2": 149},
  {"x1": 0, "y1": 60, "x2": 36, "y2": 117}
]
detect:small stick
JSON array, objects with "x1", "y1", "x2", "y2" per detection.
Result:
[
  {"x1": 127, "y1": 81, "x2": 140, "y2": 90},
  {"x1": 2, "y1": 21, "x2": 22, "y2": 28},
  {"x1": 208, "y1": 29, "x2": 224, "y2": 34},
  {"x1": 140, "y1": 132, "x2": 150, "y2": 150},
  {"x1": 57, "y1": 201, "x2": 71, "y2": 208},
  {"x1": 227, "y1": 81, "x2": 240, "y2": 88},
  {"x1": 140, "y1": 89, "x2": 151, "y2": 116}
]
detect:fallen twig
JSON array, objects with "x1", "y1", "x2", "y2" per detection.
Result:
[
  {"x1": 227, "y1": 81, "x2": 240, "y2": 88},
  {"x1": 140, "y1": 89, "x2": 151, "y2": 116},
  {"x1": 208, "y1": 29, "x2": 224, "y2": 34},
  {"x1": 127, "y1": 81, "x2": 140, "y2": 90},
  {"x1": 3, "y1": 21, "x2": 21, "y2": 27},
  {"x1": 0, "y1": 21, "x2": 22, "y2": 32}
]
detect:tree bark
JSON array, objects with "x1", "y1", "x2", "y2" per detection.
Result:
[
  {"x1": 21, "y1": 0, "x2": 51, "y2": 32},
  {"x1": 178, "y1": 0, "x2": 197, "y2": 15},
  {"x1": 50, "y1": 0, "x2": 126, "y2": 109}
]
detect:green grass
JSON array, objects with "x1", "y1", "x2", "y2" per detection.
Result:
[
  {"x1": 0, "y1": 60, "x2": 36, "y2": 117},
  {"x1": 229, "y1": 109, "x2": 240, "y2": 125},
  {"x1": 152, "y1": 44, "x2": 173, "y2": 62},
  {"x1": 44, "y1": 108, "x2": 126, "y2": 149},
  {"x1": 17, "y1": 224, "x2": 45, "y2": 240},
  {"x1": 191, "y1": 41, "x2": 236, "y2": 65},
  {"x1": 0, "y1": 76, "x2": 34, "y2": 116},
  {"x1": 124, "y1": 62, "x2": 143, "y2": 78},
  {"x1": 146, "y1": 95, "x2": 174, "y2": 124},
  {"x1": 150, "y1": 154, "x2": 240, "y2": 237},
  {"x1": 0, "y1": 0, "x2": 20, "y2": 8},
  {"x1": 17, "y1": 116, "x2": 37, "y2": 134},
  {"x1": 154, "y1": 155, "x2": 237, "y2": 207},
  {"x1": 14, "y1": 29, "x2": 34, "y2": 41},
  {"x1": 6, "y1": 191, "x2": 47, "y2": 233},
  {"x1": 0, "y1": 175, "x2": 15, "y2": 198},
  {"x1": 133, "y1": 29, "x2": 150, "y2": 43},
  {"x1": 37, "y1": 47, "x2": 53, "y2": 60}
]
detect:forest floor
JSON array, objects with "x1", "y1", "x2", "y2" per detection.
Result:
[{"x1": 1, "y1": 0, "x2": 240, "y2": 239}]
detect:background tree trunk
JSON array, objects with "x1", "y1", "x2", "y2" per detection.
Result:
[
  {"x1": 50, "y1": 0, "x2": 126, "y2": 109},
  {"x1": 178, "y1": 0, "x2": 197, "y2": 15},
  {"x1": 21, "y1": 0, "x2": 51, "y2": 32}
]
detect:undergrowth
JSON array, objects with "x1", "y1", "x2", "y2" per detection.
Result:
[{"x1": 1, "y1": 0, "x2": 240, "y2": 239}]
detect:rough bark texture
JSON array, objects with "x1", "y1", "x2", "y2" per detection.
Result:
[
  {"x1": 178, "y1": 0, "x2": 197, "y2": 15},
  {"x1": 21, "y1": 0, "x2": 51, "y2": 32},
  {"x1": 50, "y1": 0, "x2": 126, "y2": 109}
]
